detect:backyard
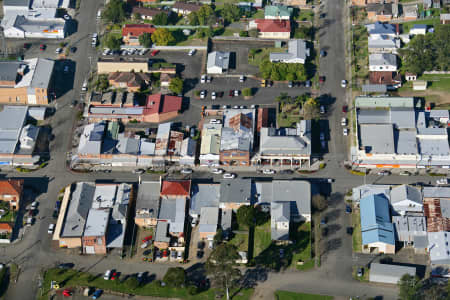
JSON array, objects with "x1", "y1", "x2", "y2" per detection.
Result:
[
  {"x1": 397, "y1": 74, "x2": 450, "y2": 107},
  {"x1": 278, "y1": 100, "x2": 302, "y2": 128},
  {"x1": 351, "y1": 25, "x2": 369, "y2": 85},
  {"x1": 401, "y1": 17, "x2": 440, "y2": 33},
  {"x1": 275, "y1": 290, "x2": 333, "y2": 300},
  {"x1": 248, "y1": 47, "x2": 284, "y2": 67},
  {"x1": 253, "y1": 220, "x2": 273, "y2": 257},
  {"x1": 0, "y1": 202, "x2": 15, "y2": 223}
]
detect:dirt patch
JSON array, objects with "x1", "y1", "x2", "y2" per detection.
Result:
[{"x1": 396, "y1": 90, "x2": 450, "y2": 107}]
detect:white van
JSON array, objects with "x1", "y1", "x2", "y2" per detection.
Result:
[
  {"x1": 81, "y1": 80, "x2": 88, "y2": 91},
  {"x1": 97, "y1": 10, "x2": 102, "y2": 19}
]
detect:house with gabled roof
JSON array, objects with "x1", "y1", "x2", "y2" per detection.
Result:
[
  {"x1": 264, "y1": 5, "x2": 293, "y2": 20},
  {"x1": 390, "y1": 185, "x2": 423, "y2": 215},
  {"x1": 249, "y1": 19, "x2": 291, "y2": 39},
  {"x1": 271, "y1": 202, "x2": 290, "y2": 242},
  {"x1": 0, "y1": 179, "x2": 24, "y2": 210}
]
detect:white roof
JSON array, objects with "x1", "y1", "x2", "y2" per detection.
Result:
[
  {"x1": 0, "y1": 106, "x2": 28, "y2": 154},
  {"x1": 83, "y1": 209, "x2": 110, "y2": 237}
]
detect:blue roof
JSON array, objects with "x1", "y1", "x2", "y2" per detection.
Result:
[
  {"x1": 413, "y1": 24, "x2": 427, "y2": 29},
  {"x1": 360, "y1": 194, "x2": 395, "y2": 245}
]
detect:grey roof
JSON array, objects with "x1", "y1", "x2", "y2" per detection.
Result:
[
  {"x1": 221, "y1": 208, "x2": 232, "y2": 231},
  {"x1": 89, "y1": 106, "x2": 144, "y2": 116},
  {"x1": 3, "y1": 0, "x2": 30, "y2": 7},
  {"x1": 357, "y1": 107, "x2": 415, "y2": 129},
  {"x1": 190, "y1": 183, "x2": 220, "y2": 216},
  {"x1": 207, "y1": 51, "x2": 230, "y2": 71},
  {"x1": 30, "y1": 58, "x2": 54, "y2": 89},
  {"x1": 199, "y1": 207, "x2": 219, "y2": 234},
  {"x1": 414, "y1": 235, "x2": 428, "y2": 249},
  {"x1": 366, "y1": 22, "x2": 397, "y2": 36},
  {"x1": 429, "y1": 110, "x2": 449, "y2": 119},
  {"x1": 271, "y1": 202, "x2": 290, "y2": 241},
  {"x1": 439, "y1": 199, "x2": 450, "y2": 218},
  {"x1": 362, "y1": 84, "x2": 388, "y2": 93},
  {"x1": 392, "y1": 215, "x2": 426, "y2": 242},
  {"x1": 359, "y1": 124, "x2": 395, "y2": 154},
  {"x1": 140, "y1": 139, "x2": 155, "y2": 155},
  {"x1": 390, "y1": 107, "x2": 416, "y2": 129},
  {"x1": 352, "y1": 184, "x2": 391, "y2": 202},
  {"x1": 0, "y1": 61, "x2": 20, "y2": 82},
  {"x1": 423, "y1": 187, "x2": 450, "y2": 199},
  {"x1": 390, "y1": 185, "x2": 422, "y2": 205},
  {"x1": 416, "y1": 111, "x2": 426, "y2": 128},
  {"x1": 0, "y1": 106, "x2": 28, "y2": 154},
  {"x1": 396, "y1": 131, "x2": 417, "y2": 155},
  {"x1": 181, "y1": 138, "x2": 196, "y2": 157},
  {"x1": 83, "y1": 209, "x2": 110, "y2": 237},
  {"x1": 428, "y1": 232, "x2": 450, "y2": 264},
  {"x1": 355, "y1": 96, "x2": 415, "y2": 108},
  {"x1": 61, "y1": 182, "x2": 95, "y2": 238},
  {"x1": 259, "y1": 121, "x2": 311, "y2": 156},
  {"x1": 136, "y1": 181, "x2": 160, "y2": 219},
  {"x1": 220, "y1": 127, "x2": 252, "y2": 152},
  {"x1": 220, "y1": 179, "x2": 252, "y2": 204},
  {"x1": 417, "y1": 132, "x2": 450, "y2": 156},
  {"x1": 358, "y1": 109, "x2": 390, "y2": 124},
  {"x1": 78, "y1": 123, "x2": 105, "y2": 155},
  {"x1": 270, "y1": 39, "x2": 310, "y2": 63},
  {"x1": 106, "y1": 223, "x2": 125, "y2": 248},
  {"x1": 158, "y1": 197, "x2": 186, "y2": 234},
  {"x1": 369, "y1": 263, "x2": 416, "y2": 284},
  {"x1": 368, "y1": 36, "x2": 400, "y2": 49},
  {"x1": 28, "y1": 107, "x2": 46, "y2": 120},
  {"x1": 155, "y1": 221, "x2": 170, "y2": 243},
  {"x1": 412, "y1": 24, "x2": 427, "y2": 30},
  {"x1": 369, "y1": 53, "x2": 397, "y2": 67},
  {"x1": 116, "y1": 134, "x2": 140, "y2": 154}
]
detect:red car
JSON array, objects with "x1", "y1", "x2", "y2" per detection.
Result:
[
  {"x1": 229, "y1": 90, "x2": 234, "y2": 97},
  {"x1": 150, "y1": 50, "x2": 159, "y2": 56},
  {"x1": 142, "y1": 235, "x2": 153, "y2": 243},
  {"x1": 111, "y1": 272, "x2": 118, "y2": 280},
  {"x1": 319, "y1": 76, "x2": 325, "y2": 83},
  {"x1": 342, "y1": 105, "x2": 348, "y2": 113},
  {"x1": 62, "y1": 289, "x2": 72, "y2": 297},
  {"x1": 162, "y1": 250, "x2": 168, "y2": 257},
  {"x1": 39, "y1": 44, "x2": 46, "y2": 51}
]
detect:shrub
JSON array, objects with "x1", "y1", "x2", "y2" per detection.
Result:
[
  {"x1": 242, "y1": 88, "x2": 253, "y2": 97},
  {"x1": 239, "y1": 30, "x2": 249, "y2": 37}
]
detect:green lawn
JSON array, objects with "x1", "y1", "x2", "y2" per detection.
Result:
[
  {"x1": 252, "y1": 10, "x2": 265, "y2": 19},
  {"x1": 254, "y1": 221, "x2": 272, "y2": 257},
  {"x1": 39, "y1": 268, "x2": 253, "y2": 300},
  {"x1": 291, "y1": 222, "x2": 313, "y2": 270},
  {"x1": 295, "y1": 10, "x2": 314, "y2": 22},
  {"x1": 230, "y1": 233, "x2": 249, "y2": 252},
  {"x1": 401, "y1": 18, "x2": 440, "y2": 33},
  {"x1": 275, "y1": 290, "x2": 333, "y2": 300},
  {"x1": 221, "y1": 27, "x2": 241, "y2": 37},
  {"x1": 352, "y1": 210, "x2": 362, "y2": 253},
  {"x1": 418, "y1": 74, "x2": 450, "y2": 93},
  {"x1": 249, "y1": 48, "x2": 284, "y2": 67}
]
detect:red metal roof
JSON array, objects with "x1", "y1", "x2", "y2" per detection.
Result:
[
  {"x1": 145, "y1": 94, "x2": 182, "y2": 115},
  {"x1": 161, "y1": 180, "x2": 191, "y2": 196},
  {"x1": 254, "y1": 19, "x2": 291, "y2": 33},
  {"x1": 0, "y1": 179, "x2": 23, "y2": 197},
  {"x1": 122, "y1": 24, "x2": 156, "y2": 37}
]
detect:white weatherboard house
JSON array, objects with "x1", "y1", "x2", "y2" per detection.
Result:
[
  {"x1": 270, "y1": 39, "x2": 310, "y2": 64},
  {"x1": 207, "y1": 51, "x2": 230, "y2": 74}
]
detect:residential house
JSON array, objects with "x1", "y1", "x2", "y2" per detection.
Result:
[
  {"x1": 249, "y1": 19, "x2": 291, "y2": 39},
  {"x1": 252, "y1": 121, "x2": 312, "y2": 168},
  {"x1": 0, "y1": 223, "x2": 13, "y2": 235},
  {"x1": 441, "y1": 13, "x2": 450, "y2": 24},
  {"x1": 428, "y1": 232, "x2": 450, "y2": 264},
  {"x1": 405, "y1": 72, "x2": 417, "y2": 81},
  {"x1": 199, "y1": 122, "x2": 222, "y2": 166},
  {"x1": 403, "y1": 5, "x2": 418, "y2": 21},
  {"x1": 122, "y1": 24, "x2": 156, "y2": 46},
  {"x1": 366, "y1": 22, "x2": 398, "y2": 38},
  {"x1": 199, "y1": 207, "x2": 219, "y2": 240},
  {"x1": 171, "y1": 2, "x2": 202, "y2": 16},
  {"x1": 271, "y1": 202, "x2": 290, "y2": 242},
  {"x1": 369, "y1": 71, "x2": 401, "y2": 89},
  {"x1": 282, "y1": 0, "x2": 307, "y2": 6},
  {"x1": 369, "y1": 53, "x2": 397, "y2": 71},
  {"x1": 362, "y1": 84, "x2": 388, "y2": 93},
  {"x1": 429, "y1": 110, "x2": 449, "y2": 124},
  {"x1": 219, "y1": 179, "x2": 252, "y2": 210},
  {"x1": 367, "y1": 3, "x2": 393, "y2": 22},
  {"x1": 207, "y1": 51, "x2": 230, "y2": 74},
  {"x1": 255, "y1": 180, "x2": 311, "y2": 222},
  {"x1": 108, "y1": 72, "x2": 150, "y2": 92},
  {"x1": 154, "y1": 221, "x2": 171, "y2": 249},
  {"x1": 360, "y1": 194, "x2": 395, "y2": 254},
  {"x1": 132, "y1": 7, "x2": 164, "y2": 20},
  {"x1": 97, "y1": 57, "x2": 150, "y2": 73},
  {"x1": 390, "y1": 185, "x2": 423, "y2": 215},
  {"x1": 0, "y1": 59, "x2": 54, "y2": 105},
  {"x1": 270, "y1": 39, "x2": 310, "y2": 64},
  {"x1": 369, "y1": 263, "x2": 416, "y2": 284},
  {"x1": 0, "y1": 179, "x2": 24, "y2": 210},
  {"x1": 189, "y1": 183, "x2": 221, "y2": 221},
  {"x1": 423, "y1": 187, "x2": 450, "y2": 232},
  {"x1": 409, "y1": 24, "x2": 427, "y2": 35},
  {"x1": 135, "y1": 181, "x2": 161, "y2": 228},
  {"x1": 158, "y1": 197, "x2": 187, "y2": 239},
  {"x1": 82, "y1": 209, "x2": 110, "y2": 254},
  {"x1": 264, "y1": 5, "x2": 293, "y2": 20},
  {"x1": 392, "y1": 215, "x2": 426, "y2": 245},
  {"x1": 368, "y1": 35, "x2": 400, "y2": 54},
  {"x1": 161, "y1": 180, "x2": 191, "y2": 198}
]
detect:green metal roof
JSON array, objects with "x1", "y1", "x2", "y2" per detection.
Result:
[
  {"x1": 355, "y1": 96, "x2": 415, "y2": 108},
  {"x1": 107, "y1": 121, "x2": 119, "y2": 140},
  {"x1": 264, "y1": 5, "x2": 293, "y2": 18}
]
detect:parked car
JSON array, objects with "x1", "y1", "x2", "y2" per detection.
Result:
[
  {"x1": 288, "y1": 81, "x2": 293, "y2": 88},
  {"x1": 320, "y1": 50, "x2": 326, "y2": 57},
  {"x1": 211, "y1": 91, "x2": 216, "y2": 100},
  {"x1": 48, "y1": 224, "x2": 55, "y2": 234},
  {"x1": 201, "y1": 75, "x2": 206, "y2": 83},
  {"x1": 177, "y1": 251, "x2": 183, "y2": 260},
  {"x1": 188, "y1": 49, "x2": 196, "y2": 56},
  {"x1": 171, "y1": 251, "x2": 176, "y2": 260},
  {"x1": 223, "y1": 173, "x2": 236, "y2": 179},
  {"x1": 342, "y1": 105, "x2": 348, "y2": 113},
  {"x1": 320, "y1": 218, "x2": 327, "y2": 225},
  {"x1": 234, "y1": 90, "x2": 239, "y2": 97},
  {"x1": 63, "y1": 289, "x2": 72, "y2": 297},
  {"x1": 279, "y1": 169, "x2": 294, "y2": 174},
  {"x1": 142, "y1": 235, "x2": 152, "y2": 243},
  {"x1": 341, "y1": 80, "x2": 347, "y2": 88},
  {"x1": 261, "y1": 79, "x2": 266, "y2": 87},
  {"x1": 137, "y1": 272, "x2": 144, "y2": 283},
  {"x1": 58, "y1": 263, "x2": 74, "y2": 269},
  {"x1": 399, "y1": 171, "x2": 411, "y2": 176},
  {"x1": 262, "y1": 169, "x2": 275, "y2": 175},
  {"x1": 55, "y1": 48, "x2": 62, "y2": 54},
  {"x1": 31, "y1": 201, "x2": 38, "y2": 210},
  {"x1": 320, "y1": 132, "x2": 325, "y2": 141},
  {"x1": 229, "y1": 90, "x2": 234, "y2": 97},
  {"x1": 181, "y1": 168, "x2": 193, "y2": 174},
  {"x1": 70, "y1": 46, "x2": 77, "y2": 53},
  {"x1": 320, "y1": 105, "x2": 326, "y2": 114},
  {"x1": 211, "y1": 168, "x2": 223, "y2": 174},
  {"x1": 141, "y1": 241, "x2": 149, "y2": 249},
  {"x1": 23, "y1": 43, "x2": 31, "y2": 49},
  {"x1": 92, "y1": 289, "x2": 103, "y2": 299},
  {"x1": 343, "y1": 128, "x2": 349, "y2": 136},
  {"x1": 208, "y1": 240, "x2": 214, "y2": 249},
  {"x1": 200, "y1": 90, "x2": 206, "y2": 99},
  {"x1": 377, "y1": 170, "x2": 390, "y2": 176},
  {"x1": 39, "y1": 44, "x2": 46, "y2": 51},
  {"x1": 110, "y1": 272, "x2": 118, "y2": 280},
  {"x1": 305, "y1": 80, "x2": 311, "y2": 88},
  {"x1": 150, "y1": 50, "x2": 159, "y2": 56},
  {"x1": 357, "y1": 268, "x2": 363, "y2": 277},
  {"x1": 437, "y1": 178, "x2": 449, "y2": 185},
  {"x1": 341, "y1": 118, "x2": 347, "y2": 126},
  {"x1": 240, "y1": 75, "x2": 245, "y2": 82},
  {"x1": 345, "y1": 205, "x2": 352, "y2": 214},
  {"x1": 346, "y1": 227, "x2": 353, "y2": 235},
  {"x1": 82, "y1": 80, "x2": 88, "y2": 91},
  {"x1": 103, "y1": 270, "x2": 111, "y2": 280},
  {"x1": 319, "y1": 76, "x2": 325, "y2": 83}
]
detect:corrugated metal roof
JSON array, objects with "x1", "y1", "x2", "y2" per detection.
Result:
[
  {"x1": 369, "y1": 263, "x2": 416, "y2": 284},
  {"x1": 360, "y1": 124, "x2": 395, "y2": 154},
  {"x1": 355, "y1": 96, "x2": 414, "y2": 108},
  {"x1": 360, "y1": 194, "x2": 395, "y2": 245}
]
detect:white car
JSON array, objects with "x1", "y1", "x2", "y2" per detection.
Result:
[
  {"x1": 343, "y1": 128, "x2": 348, "y2": 136},
  {"x1": 211, "y1": 168, "x2": 223, "y2": 174},
  {"x1": 223, "y1": 173, "x2": 236, "y2": 179},
  {"x1": 63, "y1": 14, "x2": 70, "y2": 20},
  {"x1": 31, "y1": 201, "x2": 38, "y2": 210},
  {"x1": 188, "y1": 49, "x2": 196, "y2": 56},
  {"x1": 55, "y1": 48, "x2": 62, "y2": 54},
  {"x1": 234, "y1": 90, "x2": 239, "y2": 96},
  {"x1": 177, "y1": 251, "x2": 183, "y2": 260},
  {"x1": 437, "y1": 178, "x2": 449, "y2": 185},
  {"x1": 141, "y1": 241, "x2": 149, "y2": 249},
  {"x1": 200, "y1": 90, "x2": 206, "y2": 99},
  {"x1": 48, "y1": 224, "x2": 55, "y2": 234},
  {"x1": 377, "y1": 171, "x2": 390, "y2": 176},
  {"x1": 233, "y1": 105, "x2": 239, "y2": 109},
  {"x1": 341, "y1": 80, "x2": 347, "y2": 88},
  {"x1": 211, "y1": 92, "x2": 216, "y2": 100},
  {"x1": 262, "y1": 169, "x2": 275, "y2": 175},
  {"x1": 341, "y1": 118, "x2": 347, "y2": 126},
  {"x1": 92, "y1": 33, "x2": 98, "y2": 39},
  {"x1": 104, "y1": 270, "x2": 111, "y2": 280},
  {"x1": 239, "y1": 75, "x2": 245, "y2": 83},
  {"x1": 320, "y1": 105, "x2": 326, "y2": 114},
  {"x1": 181, "y1": 168, "x2": 193, "y2": 174},
  {"x1": 201, "y1": 75, "x2": 206, "y2": 83},
  {"x1": 82, "y1": 80, "x2": 88, "y2": 91}
]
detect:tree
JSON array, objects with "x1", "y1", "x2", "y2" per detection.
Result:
[
  {"x1": 95, "y1": 75, "x2": 109, "y2": 92},
  {"x1": 398, "y1": 274, "x2": 420, "y2": 300},
  {"x1": 239, "y1": 31, "x2": 249, "y2": 37},
  {"x1": 169, "y1": 77, "x2": 183, "y2": 95},
  {"x1": 102, "y1": 0, "x2": 126, "y2": 23},
  {"x1": 302, "y1": 97, "x2": 320, "y2": 120},
  {"x1": 312, "y1": 194, "x2": 327, "y2": 212},
  {"x1": 197, "y1": 5, "x2": 216, "y2": 25},
  {"x1": 151, "y1": 28, "x2": 175, "y2": 46},
  {"x1": 103, "y1": 33, "x2": 122, "y2": 50},
  {"x1": 206, "y1": 243, "x2": 241, "y2": 300},
  {"x1": 221, "y1": 3, "x2": 241, "y2": 24},
  {"x1": 236, "y1": 205, "x2": 256, "y2": 228},
  {"x1": 132, "y1": 12, "x2": 141, "y2": 20},
  {"x1": 196, "y1": 27, "x2": 214, "y2": 38},
  {"x1": 213, "y1": 228, "x2": 224, "y2": 245},
  {"x1": 163, "y1": 267, "x2": 186, "y2": 287},
  {"x1": 188, "y1": 12, "x2": 200, "y2": 25},
  {"x1": 139, "y1": 32, "x2": 152, "y2": 48},
  {"x1": 153, "y1": 12, "x2": 169, "y2": 25},
  {"x1": 248, "y1": 29, "x2": 259, "y2": 38},
  {"x1": 294, "y1": 26, "x2": 313, "y2": 40}
]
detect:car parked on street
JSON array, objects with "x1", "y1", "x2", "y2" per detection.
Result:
[
  {"x1": 343, "y1": 128, "x2": 348, "y2": 136},
  {"x1": 211, "y1": 168, "x2": 223, "y2": 174},
  {"x1": 341, "y1": 80, "x2": 347, "y2": 88},
  {"x1": 181, "y1": 168, "x2": 193, "y2": 174},
  {"x1": 223, "y1": 173, "x2": 236, "y2": 179},
  {"x1": 437, "y1": 178, "x2": 449, "y2": 185},
  {"x1": 262, "y1": 169, "x2": 275, "y2": 175},
  {"x1": 240, "y1": 75, "x2": 245, "y2": 82},
  {"x1": 103, "y1": 270, "x2": 111, "y2": 280},
  {"x1": 200, "y1": 90, "x2": 206, "y2": 99},
  {"x1": 48, "y1": 224, "x2": 55, "y2": 234},
  {"x1": 188, "y1": 49, "x2": 196, "y2": 56},
  {"x1": 377, "y1": 170, "x2": 390, "y2": 176}
]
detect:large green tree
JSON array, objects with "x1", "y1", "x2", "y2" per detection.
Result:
[
  {"x1": 236, "y1": 205, "x2": 256, "y2": 228},
  {"x1": 206, "y1": 243, "x2": 241, "y2": 300},
  {"x1": 103, "y1": 33, "x2": 122, "y2": 51},
  {"x1": 302, "y1": 97, "x2": 320, "y2": 120},
  {"x1": 196, "y1": 5, "x2": 216, "y2": 25},
  {"x1": 102, "y1": 0, "x2": 126, "y2": 23},
  {"x1": 398, "y1": 274, "x2": 421, "y2": 300},
  {"x1": 221, "y1": 4, "x2": 241, "y2": 24},
  {"x1": 163, "y1": 267, "x2": 185, "y2": 287},
  {"x1": 153, "y1": 12, "x2": 169, "y2": 25},
  {"x1": 169, "y1": 77, "x2": 183, "y2": 95},
  {"x1": 151, "y1": 28, "x2": 175, "y2": 46},
  {"x1": 139, "y1": 32, "x2": 152, "y2": 48}
]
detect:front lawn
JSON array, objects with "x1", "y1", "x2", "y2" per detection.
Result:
[
  {"x1": 253, "y1": 221, "x2": 272, "y2": 257},
  {"x1": 275, "y1": 290, "x2": 333, "y2": 300},
  {"x1": 418, "y1": 74, "x2": 450, "y2": 94},
  {"x1": 352, "y1": 209, "x2": 362, "y2": 253},
  {"x1": 295, "y1": 10, "x2": 314, "y2": 22},
  {"x1": 229, "y1": 232, "x2": 249, "y2": 252},
  {"x1": 248, "y1": 48, "x2": 284, "y2": 67}
]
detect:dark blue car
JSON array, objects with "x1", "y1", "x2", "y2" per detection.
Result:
[{"x1": 92, "y1": 289, "x2": 103, "y2": 299}]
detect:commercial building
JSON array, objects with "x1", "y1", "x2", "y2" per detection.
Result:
[
  {"x1": 219, "y1": 179, "x2": 252, "y2": 210},
  {"x1": 135, "y1": 181, "x2": 161, "y2": 228},
  {"x1": 423, "y1": 187, "x2": 450, "y2": 232},
  {"x1": 390, "y1": 185, "x2": 423, "y2": 215},
  {"x1": 369, "y1": 263, "x2": 416, "y2": 284},
  {"x1": 0, "y1": 59, "x2": 54, "y2": 105},
  {"x1": 199, "y1": 122, "x2": 222, "y2": 166},
  {"x1": 270, "y1": 39, "x2": 310, "y2": 64},
  {"x1": 393, "y1": 215, "x2": 426, "y2": 245},
  {"x1": 207, "y1": 51, "x2": 230, "y2": 74}
]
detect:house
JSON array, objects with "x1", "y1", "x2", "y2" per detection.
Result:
[
  {"x1": 97, "y1": 57, "x2": 150, "y2": 73},
  {"x1": 219, "y1": 179, "x2": 252, "y2": 210},
  {"x1": 199, "y1": 122, "x2": 222, "y2": 166},
  {"x1": 429, "y1": 110, "x2": 449, "y2": 124},
  {"x1": 207, "y1": 51, "x2": 230, "y2": 74},
  {"x1": 368, "y1": 35, "x2": 400, "y2": 54},
  {"x1": 440, "y1": 13, "x2": 450, "y2": 25},
  {"x1": 271, "y1": 202, "x2": 290, "y2": 242},
  {"x1": 433, "y1": 0, "x2": 441, "y2": 8},
  {"x1": 264, "y1": 5, "x2": 293, "y2": 20},
  {"x1": 270, "y1": 39, "x2": 310, "y2": 64},
  {"x1": 405, "y1": 72, "x2": 417, "y2": 81},
  {"x1": 428, "y1": 232, "x2": 450, "y2": 264},
  {"x1": 189, "y1": 183, "x2": 221, "y2": 221},
  {"x1": 369, "y1": 71, "x2": 401, "y2": 89},
  {"x1": 360, "y1": 194, "x2": 395, "y2": 254},
  {"x1": 154, "y1": 220, "x2": 171, "y2": 249},
  {"x1": 132, "y1": 7, "x2": 164, "y2": 20},
  {"x1": 161, "y1": 180, "x2": 191, "y2": 198},
  {"x1": 0, "y1": 59, "x2": 54, "y2": 105},
  {"x1": 171, "y1": 2, "x2": 202, "y2": 16},
  {"x1": 0, "y1": 179, "x2": 24, "y2": 210},
  {"x1": 410, "y1": 24, "x2": 427, "y2": 35},
  {"x1": 199, "y1": 207, "x2": 219, "y2": 240},
  {"x1": 423, "y1": 187, "x2": 450, "y2": 232},
  {"x1": 369, "y1": 263, "x2": 416, "y2": 284},
  {"x1": 82, "y1": 209, "x2": 110, "y2": 254},
  {"x1": 252, "y1": 121, "x2": 312, "y2": 168},
  {"x1": 108, "y1": 72, "x2": 150, "y2": 92},
  {"x1": 180, "y1": 138, "x2": 196, "y2": 166},
  {"x1": 0, "y1": 106, "x2": 41, "y2": 166},
  {"x1": 367, "y1": 3, "x2": 393, "y2": 22},
  {"x1": 413, "y1": 80, "x2": 427, "y2": 91},
  {"x1": 160, "y1": 73, "x2": 174, "y2": 88},
  {"x1": 390, "y1": 185, "x2": 423, "y2": 215},
  {"x1": 403, "y1": 5, "x2": 418, "y2": 21},
  {"x1": 255, "y1": 180, "x2": 311, "y2": 222},
  {"x1": 249, "y1": 19, "x2": 291, "y2": 39},
  {"x1": 369, "y1": 53, "x2": 397, "y2": 71},
  {"x1": 122, "y1": 24, "x2": 156, "y2": 46},
  {"x1": 366, "y1": 22, "x2": 398, "y2": 38},
  {"x1": 158, "y1": 197, "x2": 187, "y2": 237},
  {"x1": 392, "y1": 215, "x2": 426, "y2": 244},
  {"x1": 135, "y1": 181, "x2": 161, "y2": 228}
]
